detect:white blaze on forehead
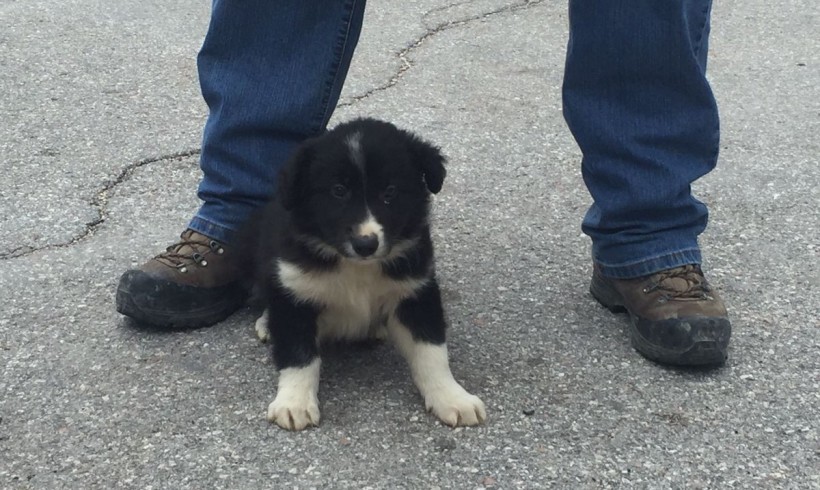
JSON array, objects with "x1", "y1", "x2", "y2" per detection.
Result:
[{"x1": 346, "y1": 131, "x2": 364, "y2": 170}]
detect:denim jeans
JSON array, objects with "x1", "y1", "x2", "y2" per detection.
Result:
[
  {"x1": 188, "y1": 0, "x2": 366, "y2": 242},
  {"x1": 563, "y1": 0, "x2": 719, "y2": 278},
  {"x1": 189, "y1": 0, "x2": 719, "y2": 280}
]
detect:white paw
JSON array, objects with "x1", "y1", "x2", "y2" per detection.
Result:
[
  {"x1": 267, "y1": 359, "x2": 321, "y2": 431},
  {"x1": 267, "y1": 391, "x2": 320, "y2": 431},
  {"x1": 425, "y1": 385, "x2": 486, "y2": 427},
  {"x1": 255, "y1": 311, "x2": 270, "y2": 342}
]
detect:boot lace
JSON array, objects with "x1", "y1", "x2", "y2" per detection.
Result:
[
  {"x1": 154, "y1": 231, "x2": 225, "y2": 273},
  {"x1": 642, "y1": 265, "x2": 713, "y2": 301}
]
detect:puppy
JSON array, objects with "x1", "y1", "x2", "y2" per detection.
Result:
[{"x1": 249, "y1": 118, "x2": 486, "y2": 431}]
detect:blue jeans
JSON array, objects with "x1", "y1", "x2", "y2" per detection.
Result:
[
  {"x1": 563, "y1": 0, "x2": 719, "y2": 278},
  {"x1": 189, "y1": 0, "x2": 719, "y2": 280},
  {"x1": 188, "y1": 0, "x2": 366, "y2": 242}
]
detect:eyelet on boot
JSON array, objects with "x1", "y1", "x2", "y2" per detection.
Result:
[
  {"x1": 192, "y1": 253, "x2": 208, "y2": 267},
  {"x1": 209, "y1": 241, "x2": 225, "y2": 255},
  {"x1": 116, "y1": 229, "x2": 250, "y2": 329}
]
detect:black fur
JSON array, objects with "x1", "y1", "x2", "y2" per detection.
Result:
[
  {"x1": 245, "y1": 118, "x2": 449, "y2": 370},
  {"x1": 396, "y1": 278, "x2": 447, "y2": 344}
]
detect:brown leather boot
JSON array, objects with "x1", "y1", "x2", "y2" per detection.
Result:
[
  {"x1": 116, "y1": 229, "x2": 248, "y2": 328},
  {"x1": 590, "y1": 264, "x2": 731, "y2": 366}
]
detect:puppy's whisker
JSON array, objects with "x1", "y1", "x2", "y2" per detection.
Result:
[{"x1": 295, "y1": 235, "x2": 342, "y2": 260}]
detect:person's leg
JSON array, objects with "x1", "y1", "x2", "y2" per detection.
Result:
[
  {"x1": 117, "y1": 0, "x2": 367, "y2": 328},
  {"x1": 564, "y1": 0, "x2": 717, "y2": 277},
  {"x1": 192, "y1": 0, "x2": 367, "y2": 244},
  {"x1": 562, "y1": 0, "x2": 730, "y2": 365}
]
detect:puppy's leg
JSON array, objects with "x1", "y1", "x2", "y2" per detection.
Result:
[
  {"x1": 268, "y1": 358, "x2": 321, "y2": 431},
  {"x1": 389, "y1": 279, "x2": 486, "y2": 426},
  {"x1": 265, "y1": 293, "x2": 322, "y2": 431}
]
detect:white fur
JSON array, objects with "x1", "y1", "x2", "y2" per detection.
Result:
[
  {"x1": 346, "y1": 131, "x2": 364, "y2": 169},
  {"x1": 267, "y1": 358, "x2": 322, "y2": 431},
  {"x1": 278, "y1": 259, "x2": 428, "y2": 341},
  {"x1": 344, "y1": 212, "x2": 387, "y2": 258},
  {"x1": 355, "y1": 212, "x2": 383, "y2": 238},
  {"x1": 255, "y1": 309, "x2": 270, "y2": 342},
  {"x1": 389, "y1": 317, "x2": 486, "y2": 426}
]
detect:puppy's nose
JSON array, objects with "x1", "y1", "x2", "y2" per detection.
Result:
[{"x1": 351, "y1": 234, "x2": 379, "y2": 257}]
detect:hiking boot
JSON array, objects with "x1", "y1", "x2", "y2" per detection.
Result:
[
  {"x1": 116, "y1": 229, "x2": 248, "y2": 328},
  {"x1": 590, "y1": 264, "x2": 731, "y2": 366}
]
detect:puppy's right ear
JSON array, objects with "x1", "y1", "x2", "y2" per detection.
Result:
[
  {"x1": 404, "y1": 132, "x2": 447, "y2": 194},
  {"x1": 278, "y1": 144, "x2": 312, "y2": 210}
]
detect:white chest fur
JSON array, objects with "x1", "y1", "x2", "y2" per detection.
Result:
[{"x1": 277, "y1": 259, "x2": 429, "y2": 341}]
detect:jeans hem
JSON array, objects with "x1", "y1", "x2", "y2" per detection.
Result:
[
  {"x1": 188, "y1": 215, "x2": 237, "y2": 245},
  {"x1": 594, "y1": 248, "x2": 702, "y2": 279}
]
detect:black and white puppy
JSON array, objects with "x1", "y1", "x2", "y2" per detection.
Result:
[{"x1": 250, "y1": 118, "x2": 486, "y2": 431}]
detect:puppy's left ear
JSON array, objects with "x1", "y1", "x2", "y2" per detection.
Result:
[{"x1": 406, "y1": 133, "x2": 447, "y2": 194}]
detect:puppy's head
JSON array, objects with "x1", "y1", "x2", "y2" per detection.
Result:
[{"x1": 278, "y1": 118, "x2": 446, "y2": 261}]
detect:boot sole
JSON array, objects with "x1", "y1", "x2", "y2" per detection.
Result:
[
  {"x1": 116, "y1": 270, "x2": 247, "y2": 329},
  {"x1": 590, "y1": 274, "x2": 729, "y2": 367}
]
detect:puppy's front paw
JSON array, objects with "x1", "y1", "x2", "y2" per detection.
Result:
[
  {"x1": 267, "y1": 392, "x2": 320, "y2": 431},
  {"x1": 425, "y1": 384, "x2": 487, "y2": 427}
]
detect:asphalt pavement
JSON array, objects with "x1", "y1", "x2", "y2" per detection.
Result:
[{"x1": 1, "y1": 0, "x2": 818, "y2": 488}]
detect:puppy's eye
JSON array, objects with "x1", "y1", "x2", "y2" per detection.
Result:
[
  {"x1": 331, "y1": 184, "x2": 349, "y2": 199},
  {"x1": 382, "y1": 185, "x2": 397, "y2": 203}
]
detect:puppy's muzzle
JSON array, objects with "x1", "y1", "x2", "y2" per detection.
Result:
[{"x1": 350, "y1": 234, "x2": 379, "y2": 258}]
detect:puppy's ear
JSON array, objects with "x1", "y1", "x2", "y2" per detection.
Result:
[
  {"x1": 278, "y1": 143, "x2": 313, "y2": 210},
  {"x1": 406, "y1": 133, "x2": 447, "y2": 194}
]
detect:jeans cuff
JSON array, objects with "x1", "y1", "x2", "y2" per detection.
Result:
[
  {"x1": 594, "y1": 248, "x2": 702, "y2": 279},
  {"x1": 188, "y1": 215, "x2": 237, "y2": 245}
]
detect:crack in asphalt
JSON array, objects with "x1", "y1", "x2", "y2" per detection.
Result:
[
  {"x1": 339, "y1": 0, "x2": 545, "y2": 107},
  {"x1": 0, "y1": 149, "x2": 201, "y2": 261},
  {"x1": 3, "y1": 0, "x2": 543, "y2": 261}
]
